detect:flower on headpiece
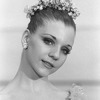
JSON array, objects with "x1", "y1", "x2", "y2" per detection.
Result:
[
  {"x1": 24, "y1": 0, "x2": 80, "y2": 20},
  {"x1": 62, "y1": 6, "x2": 65, "y2": 10},
  {"x1": 39, "y1": 5, "x2": 43, "y2": 10},
  {"x1": 68, "y1": 12, "x2": 72, "y2": 16}
]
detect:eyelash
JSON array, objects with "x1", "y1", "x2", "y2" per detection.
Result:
[
  {"x1": 61, "y1": 48, "x2": 70, "y2": 55},
  {"x1": 43, "y1": 37, "x2": 70, "y2": 55},
  {"x1": 43, "y1": 37, "x2": 55, "y2": 45}
]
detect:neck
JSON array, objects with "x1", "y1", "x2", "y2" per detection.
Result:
[{"x1": 18, "y1": 50, "x2": 48, "y2": 81}]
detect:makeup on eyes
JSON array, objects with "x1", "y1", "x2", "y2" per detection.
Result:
[
  {"x1": 61, "y1": 46, "x2": 71, "y2": 55},
  {"x1": 41, "y1": 34, "x2": 56, "y2": 45},
  {"x1": 43, "y1": 37, "x2": 55, "y2": 45},
  {"x1": 41, "y1": 33, "x2": 72, "y2": 55},
  {"x1": 42, "y1": 34, "x2": 56, "y2": 40}
]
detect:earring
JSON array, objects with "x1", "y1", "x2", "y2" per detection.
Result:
[{"x1": 23, "y1": 43, "x2": 28, "y2": 49}]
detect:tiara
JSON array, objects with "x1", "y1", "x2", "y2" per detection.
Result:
[{"x1": 24, "y1": 0, "x2": 80, "y2": 20}]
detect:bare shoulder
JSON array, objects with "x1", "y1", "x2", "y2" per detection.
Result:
[
  {"x1": 0, "y1": 83, "x2": 13, "y2": 100},
  {"x1": 46, "y1": 82, "x2": 69, "y2": 99}
]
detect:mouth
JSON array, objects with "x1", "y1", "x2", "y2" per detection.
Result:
[{"x1": 42, "y1": 60, "x2": 54, "y2": 69}]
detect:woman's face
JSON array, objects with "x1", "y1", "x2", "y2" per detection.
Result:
[{"x1": 25, "y1": 20, "x2": 75, "y2": 77}]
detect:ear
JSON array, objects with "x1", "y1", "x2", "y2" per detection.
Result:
[{"x1": 21, "y1": 29, "x2": 30, "y2": 48}]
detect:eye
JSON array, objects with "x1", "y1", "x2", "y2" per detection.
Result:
[
  {"x1": 43, "y1": 37, "x2": 55, "y2": 45},
  {"x1": 62, "y1": 48, "x2": 70, "y2": 55}
]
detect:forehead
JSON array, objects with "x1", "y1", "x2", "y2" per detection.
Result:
[{"x1": 35, "y1": 20, "x2": 75, "y2": 45}]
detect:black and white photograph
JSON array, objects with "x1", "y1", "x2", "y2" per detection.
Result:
[{"x1": 0, "y1": 0, "x2": 100, "y2": 100}]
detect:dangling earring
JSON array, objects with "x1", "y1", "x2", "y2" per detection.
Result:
[{"x1": 23, "y1": 43, "x2": 28, "y2": 49}]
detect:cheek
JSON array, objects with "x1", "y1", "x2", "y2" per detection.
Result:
[
  {"x1": 29, "y1": 39, "x2": 50, "y2": 58},
  {"x1": 38, "y1": 42, "x2": 50, "y2": 56},
  {"x1": 61, "y1": 56, "x2": 67, "y2": 65},
  {"x1": 57, "y1": 55, "x2": 67, "y2": 68}
]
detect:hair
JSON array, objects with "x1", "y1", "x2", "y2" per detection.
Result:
[{"x1": 27, "y1": 7, "x2": 76, "y2": 33}]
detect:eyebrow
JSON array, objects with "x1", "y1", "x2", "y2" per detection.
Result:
[
  {"x1": 42, "y1": 33, "x2": 56, "y2": 40},
  {"x1": 66, "y1": 45, "x2": 72, "y2": 50},
  {"x1": 42, "y1": 33, "x2": 72, "y2": 49}
]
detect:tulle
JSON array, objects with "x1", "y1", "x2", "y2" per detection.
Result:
[{"x1": 66, "y1": 84, "x2": 87, "y2": 100}]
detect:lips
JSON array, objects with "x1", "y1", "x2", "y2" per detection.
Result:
[{"x1": 42, "y1": 60, "x2": 54, "y2": 69}]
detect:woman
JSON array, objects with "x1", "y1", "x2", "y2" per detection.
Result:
[{"x1": 0, "y1": 0, "x2": 86, "y2": 100}]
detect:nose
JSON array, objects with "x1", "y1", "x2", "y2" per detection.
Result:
[{"x1": 48, "y1": 47, "x2": 60, "y2": 61}]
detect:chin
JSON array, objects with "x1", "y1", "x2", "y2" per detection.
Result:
[
  {"x1": 36, "y1": 68, "x2": 51, "y2": 77},
  {"x1": 38, "y1": 70, "x2": 57, "y2": 78},
  {"x1": 33, "y1": 62, "x2": 57, "y2": 77}
]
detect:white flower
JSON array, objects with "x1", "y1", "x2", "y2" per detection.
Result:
[
  {"x1": 58, "y1": 7, "x2": 62, "y2": 10},
  {"x1": 34, "y1": 7, "x2": 37, "y2": 11},
  {"x1": 68, "y1": 12, "x2": 72, "y2": 16},
  {"x1": 24, "y1": 0, "x2": 80, "y2": 20},
  {"x1": 39, "y1": 5, "x2": 43, "y2": 10},
  {"x1": 42, "y1": 0, "x2": 49, "y2": 2},
  {"x1": 62, "y1": 7, "x2": 66, "y2": 10},
  {"x1": 68, "y1": 84, "x2": 87, "y2": 100},
  {"x1": 37, "y1": 6, "x2": 40, "y2": 9},
  {"x1": 65, "y1": 2, "x2": 69, "y2": 6},
  {"x1": 45, "y1": 1, "x2": 49, "y2": 6}
]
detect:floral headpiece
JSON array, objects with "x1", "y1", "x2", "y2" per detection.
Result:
[{"x1": 24, "y1": 0, "x2": 80, "y2": 20}]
